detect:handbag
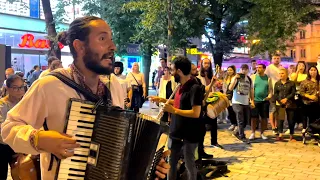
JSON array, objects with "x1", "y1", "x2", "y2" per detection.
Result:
[{"x1": 130, "y1": 73, "x2": 145, "y2": 108}]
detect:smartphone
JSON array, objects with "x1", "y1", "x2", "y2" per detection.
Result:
[{"x1": 239, "y1": 73, "x2": 245, "y2": 79}]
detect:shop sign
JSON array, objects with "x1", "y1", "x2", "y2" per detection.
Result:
[
  {"x1": 18, "y1": 34, "x2": 64, "y2": 49},
  {"x1": 186, "y1": 48, "x2": 202, "y2": 55},
  {"x1": 126, "y1": 43, "x2": 140, "y2": 55}
]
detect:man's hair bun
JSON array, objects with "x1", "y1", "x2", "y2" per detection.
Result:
[{"x1": 57, "y1": 31, "x2": 69, "y2": 46}]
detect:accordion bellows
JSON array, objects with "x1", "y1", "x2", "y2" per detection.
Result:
[{"x1": 55, "y1": 98, "x2": 164, "y2": 180}]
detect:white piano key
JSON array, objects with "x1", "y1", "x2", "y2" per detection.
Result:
[
  {"x1": 74, "y1": 149, "x2": 90, "y2": 155},
  {"x1": 59, "y1": 158, "x2": 87, "y2": 167},
  {"x1": 74, "y1": 137, "x2": 92, "y2": 143},
  {"x1": 58, "y1": 163, "x2": 87, "y2": 171},
  {"x1": 59, "y1": 168, "x2": 86, "y2": 176},
  {"x1": 57, "y1": 173, "x2": 85, "y2": 179},
  {"x1": 71, "y1": 101, "x2": 94, "y2": 108}
]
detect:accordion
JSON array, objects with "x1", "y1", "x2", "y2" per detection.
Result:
[{"x1": 55, "y1": 98, "x2": 165, "y2": 180}]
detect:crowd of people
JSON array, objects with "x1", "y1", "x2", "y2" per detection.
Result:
[
  {"x1": 149, "y1": 54, "x2": 320, "y2": 179},
  {"x1": 0, "y1": 15, "x2": 319, "y2": 180}
]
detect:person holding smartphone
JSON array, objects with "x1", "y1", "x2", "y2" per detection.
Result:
[{"x1": 229, "y1": 64, "x2": 255, "y2": 143}]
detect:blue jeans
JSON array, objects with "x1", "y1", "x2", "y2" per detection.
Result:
[{"x1": 168, "y1": 138, "x2": 198, "y2": 180}]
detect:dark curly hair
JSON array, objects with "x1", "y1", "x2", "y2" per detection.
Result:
[
  {"x1": 172, "y1": 56, "x2": 191, "y2": 75},
  {"x1": 57, "y1": 16, "x2": 103, "y2": 58}
]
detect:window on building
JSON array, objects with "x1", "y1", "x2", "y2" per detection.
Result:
[
  {"x1": 301, "y1": 49, "x2": 306, "y2": 58},
  {"x1": 290, "y1": 50, "x2": 296, "y2": 58},
  {"x1": 300, "y1": 31, "x2": 306, "y2": 39}
]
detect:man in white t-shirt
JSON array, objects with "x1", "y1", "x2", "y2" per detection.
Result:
[{"x1": 265, "y1": 54, "x2": 282, "y2": 134}]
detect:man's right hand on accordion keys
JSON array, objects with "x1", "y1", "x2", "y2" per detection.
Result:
[
  {"x1": 35, "y1": 130, "x2": 80, "y2": 159},
  {"x1": 35, "y1": 130, "x2": 171, "y2": 179}
]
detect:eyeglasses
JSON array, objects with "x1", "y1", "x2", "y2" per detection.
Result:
[{"x1": 9, "y1": 86, "x2": 25, "y2": 92}]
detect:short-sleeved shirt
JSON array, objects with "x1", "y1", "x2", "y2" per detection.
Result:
[
  {"x1": 265, "y1": 64, "x2": 282, "y2": 91},
  {"x1": 170, "y1": 78, "x2": 203, "y2": 143},
  {"x1": 231, "y1": 76, "x2": 252, "y2": 105},
  {"x1": 254, "y1": 74, "x2": 269, "y2": 102}
]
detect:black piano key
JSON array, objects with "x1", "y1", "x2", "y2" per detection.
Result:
[
  {"x1": 80, "y1": 145, "x2": 90, "y2": 148},
  {"x1": 77, "y1": 125, "x2": 93, "y2": 130},
  {"x1": 78, "y1": 120, "x2": 94, "y2": 124},
  {"x1": 80, "y1": 106, "x2": 93, "y2": 110},
  {"x1": 68, "y1": 173, "x2": 85, "y2": 178},
  {"x1": 73, "y1": 154, "x2": 88, "y2": 158},
  {"x1": 69, "y1": 168, "x2": 86, "y2": 172},
  {"x1": 80, "y1": 111, "x2": 95, "y2": 115},
  {"x1": 75, "y1": 134, "x2": 92, "y2": 139}
]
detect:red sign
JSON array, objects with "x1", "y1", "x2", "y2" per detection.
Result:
[{"x1": 19, "y1": 34, "x2": 64, "y2": 49}]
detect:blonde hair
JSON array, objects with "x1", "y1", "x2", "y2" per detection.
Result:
[
  {"x1": 132, "y1": 62, "x2": 140, "y2": 73},
  {"x1": 279, "y1": 67, "x2": 288, "y2": 75}
]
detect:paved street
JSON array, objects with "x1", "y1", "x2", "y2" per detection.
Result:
[
  {"x1": 142, "y1": 99, "x2": 320, "y2": 180},
  {"x1": 205, "y1": 126, "x2": 320, "y2": 180}
]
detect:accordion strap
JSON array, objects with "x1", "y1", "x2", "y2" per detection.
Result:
[{"x1": 49, "y1": 72, "x2": 101, "y2": 102}]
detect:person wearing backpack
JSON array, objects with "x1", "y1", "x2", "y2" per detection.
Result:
[{"x1": 229, "y1": 64, "x2": 255, "y2": 143}]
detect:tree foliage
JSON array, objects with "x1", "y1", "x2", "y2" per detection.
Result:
[
  {"x1": 124, "y1": 0, "x2": 205, "y2": 54},
  {"x1": 247, "y1": 0, "x2": 319, "y2": 56},
  {"x1": 199, "y1": 0, "x2": 253, "y2": 65}
]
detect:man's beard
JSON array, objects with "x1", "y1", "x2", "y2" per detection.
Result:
[
  {"x1": 83, "y1": 46, "x2": 113, "y2": 75},
  {"x1": 174, "y1": 74, "x2": 181, "y2": 83}
]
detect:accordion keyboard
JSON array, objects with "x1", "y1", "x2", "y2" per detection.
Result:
[{"x1": 57, "y1": 100, "x2": 95, "y2": 180}]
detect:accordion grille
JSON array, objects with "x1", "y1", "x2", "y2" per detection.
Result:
[{"x1": 85, "y1": 111, "x2": 136, "y2": 180}]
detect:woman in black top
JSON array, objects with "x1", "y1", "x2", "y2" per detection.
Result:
[{"x1": 274, "y1": 68, "x2": 296, "y2": 141}]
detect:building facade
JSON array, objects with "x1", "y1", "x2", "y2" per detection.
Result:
[{"x1": 286, "y1": 20, "x2": 320, "y2": 63}]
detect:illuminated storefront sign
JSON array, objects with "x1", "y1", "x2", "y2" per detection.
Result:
[
  {"x1": 186, "y1": 48, "x2": 203, "y2": 55},
  {"x1": 18, "y1": 33, "x2": 64, "y2": 49}
]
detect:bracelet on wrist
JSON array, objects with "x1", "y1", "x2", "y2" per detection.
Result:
[{"x1": 30, "y1": 129, "x2": 42, "y2": 152}]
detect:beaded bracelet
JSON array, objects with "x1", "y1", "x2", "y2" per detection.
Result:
[{"x1": 30, "y1": 129, "x2": 41, "y2": 152}]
